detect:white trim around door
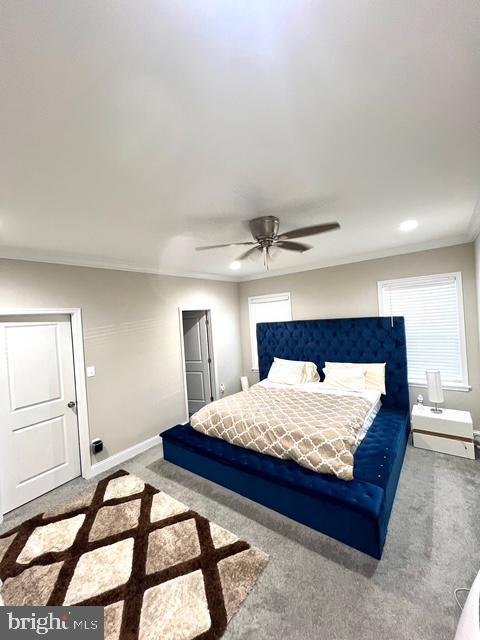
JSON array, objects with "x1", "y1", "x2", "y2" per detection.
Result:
[{"x1": 0, "y1": 307, "x2": 92, "y2": 522}]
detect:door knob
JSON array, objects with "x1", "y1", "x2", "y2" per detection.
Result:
[{"x1": 68, "y1": 401, "x2": 76, "y2": 409}]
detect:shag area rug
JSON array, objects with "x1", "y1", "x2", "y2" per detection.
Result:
[{"x1": 0, "y1": 470, "x2": 268, "y2": 639}]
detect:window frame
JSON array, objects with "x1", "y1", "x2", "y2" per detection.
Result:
[
  {"x1": 377, "y1": 272, "x2": 470, "y2": 391},
  {"x1": 248, "y1": 292, "x2": 292, "y2": 371}
]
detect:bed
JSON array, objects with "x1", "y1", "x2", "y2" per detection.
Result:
[{"x1": 161, "y1": 317, "x2": 410, "y2": 559}]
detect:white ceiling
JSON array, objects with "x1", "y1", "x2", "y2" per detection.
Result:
[{"x1": 1, "y1": 0, "x2": 479, "y2": 281}]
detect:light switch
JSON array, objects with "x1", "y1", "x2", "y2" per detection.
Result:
[{"x1": 86, "y1": 366, "x2": 96, "y2": 378}]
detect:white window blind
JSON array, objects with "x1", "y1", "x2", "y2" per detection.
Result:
[
  {"x1": 248, "y1": 293, "x2": 292, "y2": 370},
  {"x1": 378, "y1": 273, "x2": 468, "y2": 389}
]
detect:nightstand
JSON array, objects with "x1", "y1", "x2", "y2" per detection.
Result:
[{"x1": 411, "y1": 405, "x2": 475, "y2": 460}]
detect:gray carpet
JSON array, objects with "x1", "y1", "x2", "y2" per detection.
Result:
[{"x1": 1, "y1": 442, "x2": 478, "y2": 639}]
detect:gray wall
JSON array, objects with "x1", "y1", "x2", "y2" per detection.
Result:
[
  {"x1": 0, "y1": 259, "x2": 242, "y2": 462},
  {"x1": 2, "y1": 242, "x2": 479, "y2": 468},
  {"x1": 475, "y1": 234, "x2": 480, "y2": 345},
  {"x1": 239, "y1": 243, "x2": 480, "y2": 424}
]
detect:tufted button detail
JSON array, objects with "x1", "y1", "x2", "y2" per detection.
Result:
[
  {"x1": 256, "y1": 317, "x2": 409, "y2": 413},
  {"x1": 162, "y1": 405, "x2": 409, "y2": 528}
]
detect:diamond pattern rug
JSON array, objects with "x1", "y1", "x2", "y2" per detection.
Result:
[{"x1": 0, "y1": 470, "x2": 269, "y2": 639}]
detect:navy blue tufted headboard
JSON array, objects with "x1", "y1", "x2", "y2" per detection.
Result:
[{"x1": 256, "y1": 317, "x2": 409, "y2": 413}]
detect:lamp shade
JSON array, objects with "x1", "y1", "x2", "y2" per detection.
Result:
[{"x1": 426, "y1": 370, "x2": 444, "y2": 404}]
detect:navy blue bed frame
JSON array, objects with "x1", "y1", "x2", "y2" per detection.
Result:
[{"x1": 162, "y1": 317, "x2": 410, "y2": 558}]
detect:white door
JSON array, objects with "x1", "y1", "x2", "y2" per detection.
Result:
[
  {"x1": 182, "y1": 311, "x2": 213, "y2": 416},
  {"x1": 0, "y1": 315, "x2": 81, "y2": 513}
]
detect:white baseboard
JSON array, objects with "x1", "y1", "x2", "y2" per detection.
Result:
[{"x1": 86, "y1": 435, "x2": 161, "y2": 478}]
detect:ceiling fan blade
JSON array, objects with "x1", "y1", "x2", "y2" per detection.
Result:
[
  {"x1": 276, "y1": 240, "x2": 312, "y2": 253},
  {"x1": 278, "y1": 222, "x2": 340, "y2": 240},
  {"x1": 236, "y1": 246, "x2": 262, "y2": 261},
  {"x1": 195, "y1": 241, "x2": 256, "y2": 251}
]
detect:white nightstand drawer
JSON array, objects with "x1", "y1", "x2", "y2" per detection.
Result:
[
  {"x1": 413, "y1": 431, "x2": 475, "y2": 460},
  {"x1": 411, "y1": 406, "x2": 473, "y2": 439},
  {"x1": 412, "y1": 413, "x2": 472, "y2": 438}
]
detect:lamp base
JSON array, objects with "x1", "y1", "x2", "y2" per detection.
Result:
[{"x1": 430, "y1": 404, "x2": 443, "y2": 414}]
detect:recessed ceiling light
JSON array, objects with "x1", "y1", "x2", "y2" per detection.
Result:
[
  {"x1": 229, "y1": 260, "x2": 241, "y2": 270},
  {"x1": 399, "y1": 219, "x2": 418, "y2": 232}
]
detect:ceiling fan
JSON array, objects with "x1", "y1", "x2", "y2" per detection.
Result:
[{"x1": 195, "y1": 216, "x2": 340, "y2": 269}]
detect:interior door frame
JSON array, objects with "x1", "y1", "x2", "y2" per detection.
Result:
[
  {"x1": 0, "y1": 307, "x2": 92, "y2": 522},
  {"x1": 178, "y1": 306, "x2": 217, "y2": 423}
]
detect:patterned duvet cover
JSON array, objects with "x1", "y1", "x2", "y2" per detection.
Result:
[{"x1": 191, "y1": 385, "x2": 372, "y2": 480}]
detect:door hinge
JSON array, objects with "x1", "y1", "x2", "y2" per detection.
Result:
[{"x1": 208, "y1": 358, "x2": 211, "y2": 364}]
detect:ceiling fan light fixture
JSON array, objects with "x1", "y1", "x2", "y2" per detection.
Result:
[{"x1": 229, "y1": 260, "x2": 242, "y2": 270}]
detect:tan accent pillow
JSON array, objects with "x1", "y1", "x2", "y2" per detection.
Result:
[
  {"x1": 274, "y1": 358, "x2": 320, "y2": 383},
  {"x1": 324, "y1": 362, "x2": 386, "y2": 395},
  {"x1": 322, "y1": 367, "x2": 367, "y2": 392},
  {"x1": 267, "y1": 360, "x2": 305, "y2": 385}
]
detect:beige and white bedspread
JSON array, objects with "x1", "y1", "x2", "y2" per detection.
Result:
[{"x1": 191, "y1": 386, "x2": 372, "y2": 480}]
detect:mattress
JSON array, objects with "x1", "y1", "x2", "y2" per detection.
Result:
[
  {"x1": 191, "y1": 382, "x2": 377, "y2": 480},
  {"x1": 255, "y1": 379, "x2": 381, "y2": 447}
]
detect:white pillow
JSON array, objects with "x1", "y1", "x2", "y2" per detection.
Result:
[
  {"x1": 322, "y1": 367, "x2": 367, "y2": 392},
  {"x1": 267, "y1": 360, "x2": 305, "y2": 385},
  {"x1": 324, "y1": 362, "x2": 386, "y2": 395},
  {"x1": 274, "y1": 357, "x2": 320, "y2": 383}
]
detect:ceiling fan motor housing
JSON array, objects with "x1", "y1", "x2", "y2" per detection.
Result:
[{"x1": 249, "y1": 216, "x2": 280, "y2": 242}]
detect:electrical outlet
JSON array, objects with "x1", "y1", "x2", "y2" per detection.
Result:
[
  {"x1": 220, "y1": 383, "x2": 225, "y2": 395},
  {"x1": 86, "y1": 366, "x2": 96, "y2": 378}
]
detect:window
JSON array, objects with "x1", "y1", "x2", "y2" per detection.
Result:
[
  {"x1": 378, "y1": 272, "x2": 469, "y2": 390},
  {"x1": 248, "y1": 292, "x2": 292, "y2": 370}
]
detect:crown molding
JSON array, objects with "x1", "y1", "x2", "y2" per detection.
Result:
[
  {"x1": 0, "y1": 247, "x2": 237, "y2": 283},
  {"x1": 236, "y1": 235, "x2": 469, "y2": 282},
  {"x1": 0, "y1": 235, "x2": 471, "y2": 284}
]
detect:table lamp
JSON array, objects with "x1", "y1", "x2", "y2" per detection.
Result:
[
  {"x1": 240, "y1": 376, "x2": 250, "y2": 392},
  {"x1": 426, "y1": 369, "x2": 444, "y2": 414}
]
